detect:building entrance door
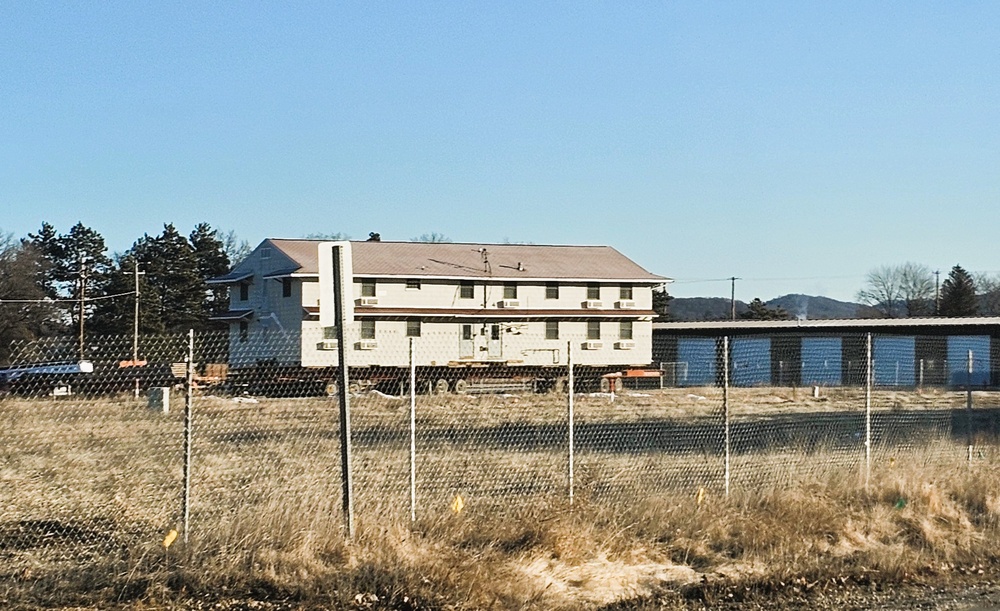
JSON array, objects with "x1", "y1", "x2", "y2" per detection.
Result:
[
  {"x1": 487, "y1": 324, "x2": 502, "y2": 359},
  {"x1": 459, "y1": 324, "x2": 475, "y2": 359}
]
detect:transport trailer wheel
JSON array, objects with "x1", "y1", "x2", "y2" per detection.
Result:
[
  {"x1": 324, "y1": 381, "x2": 338, "y2": 397},
  {"x1": 599, "y1": 377, "x2": 623, "y2": 393},
  {"x1": 434, "y1": 378, "x2": 450, "y2": 394},
  {"x1": 551, "y1": 377, "x2": 568, "y2": 394},
  {"x1": 453, "y1": 379, "x2": 468, "y2": 394}
]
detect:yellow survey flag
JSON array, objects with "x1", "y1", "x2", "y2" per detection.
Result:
[{"x1": 163, "y1": 529, "x2": 179, "y2": 548}]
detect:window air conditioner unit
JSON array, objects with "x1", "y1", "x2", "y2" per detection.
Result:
[
  {"x1": 356, "y1": 340, "x2": 378, "y2": 350},
  {"x1": 498, "y1": 299, "x2": 521, "y2": 308},
  {"x1": 317, "y1": 340, "x2": 339, "y2": 351},
  {"x1": 583, "y1": 300, "x2": 603, "y2": 309},
  {"x1": 616, "y1": 300, "x2": 636, "y2": 309},
  {"x1": 616, "y1": 340, "x2": 636, "y2": 350},
  {"x1": 582, "y1": 340, "x2": 603, "y2": 350},
  {"x1": 359, "y1": 296, "x2": 379, "y2": 306}
]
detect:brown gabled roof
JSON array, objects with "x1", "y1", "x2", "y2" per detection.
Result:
[{"x1": 264, "y1": 239, "x2": 667, "y2": 283}]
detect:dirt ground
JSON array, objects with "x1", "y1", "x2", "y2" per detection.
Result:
[{"x1": 7, "y1": 578, "x2": 1000, "y2": 611}]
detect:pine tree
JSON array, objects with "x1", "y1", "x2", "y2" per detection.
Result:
[
  {"x1": 652, "y1": 286, "x2": 673, "y2": 321},
  {"x1": 189, "y1": 223, "x2": 231, "y2": 325},
  {"x1": 939, "y1": 265, "x2": 978, "y2": 317},
  {"x1": 27, "y1": 222, "x2": 112, "y2": 334},
  {"x1": 739, "y1": 298, "x2": 792, "y2": 320},
  {"x1": 133, "y1": 224, "x2": 206, "y2": 332},
  {"x1": 89, "y1": 253, "x2": 165, "y2": 336},
  {"x1": 27, "y1": 222, "x2": 60, "y2": 300}
]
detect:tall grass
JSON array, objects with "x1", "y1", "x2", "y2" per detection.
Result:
[{"x1": 2, "y1": 392, "x2": 999, "y2": 608}]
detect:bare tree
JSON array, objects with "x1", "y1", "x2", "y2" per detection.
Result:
[
  {"x1": 303, "y1": 231, "x2": 351, "y2": 241},
  {"x1": 976, "y1": 272, "x2": 1000, "y2": 316},
  {"x1": 857, "y1": 265, "x2": 904, "y2": 318},
  {"x1": 222, "y1": 230, "x2": 253, "y2": 267},
  {"x1": 0, "y1": 233, "x2": 56, "y2": 365},
  {"x1": 411, "y1": 232, "x2": 452, "y2": 243},
  {"x1": 898, "y1": 262, "x2": 935, "y2": 316},
  {"x1": 857, "y1": 262, "x2": 935, "y2": 318}
]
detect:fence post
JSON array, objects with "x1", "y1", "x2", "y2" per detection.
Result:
[
  {"x1": 332, "y1": 251, "x2": 354, "y2": 538},
  {"x1": 567, "y1": 340, "x2": 575, "y2": 505},
  {"x1": 967, "y1": 349, "x2": 974, "y2": 464},
  {"x1": 865, "y1": 333, "x2": 872, "y2": 488},
  {"x1": 182, "y1": 329, "x2": 193, "y2": 545},
  {"x1": 409, "y1": 337, "x2": 417, "y2": 523},
  {"x1": 723, "y1": 336, "x2": 730, "y2": 498}
]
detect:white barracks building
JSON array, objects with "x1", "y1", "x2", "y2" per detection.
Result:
[{"x1": 209, "y1": 239, "x2": 667, "y2": 370}]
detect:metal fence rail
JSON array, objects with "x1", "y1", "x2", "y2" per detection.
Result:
[{"x1": 0, "y1": 329, "x2": 993, "y2": 604}]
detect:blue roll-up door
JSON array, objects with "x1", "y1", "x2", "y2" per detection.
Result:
[
  {"x1": 801, "y1": 337, "x2": 842, "y2": 385},
  {"x1": 873, "y1": 336, "x2": 916, "y2": 387},
  {"x1": 731, "y1": 337, "x2": 771, "y2": 387},
  {"x1": 677, "y1": 338, "x2": 718, "y2": 386},
  {"x1": 947, "y1": 336, "x2": 990, "y2": 386}
]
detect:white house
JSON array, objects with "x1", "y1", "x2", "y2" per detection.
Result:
[{"x1": 209, "y1": 239, "x2": 668, "y2": 372}]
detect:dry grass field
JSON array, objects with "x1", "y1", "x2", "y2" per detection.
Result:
[{"x1": 2, "y1": 386, "x2": 999, "y2": 609}]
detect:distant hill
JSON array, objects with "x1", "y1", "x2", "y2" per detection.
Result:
[
  {"x1": 669, "y1": 294, "x2": 869, "y2": 321},
  {"x1": 668, "y1": 297, "x2": 747, "y2": 321},
  {"x1": 767, "y1": 294, "x2": 868, "y2": 320}
]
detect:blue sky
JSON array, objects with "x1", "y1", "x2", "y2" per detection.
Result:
[{"x1": 2, "y1": 2, "x2": 999, "y2": 302}]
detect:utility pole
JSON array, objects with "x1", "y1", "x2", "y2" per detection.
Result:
[
  {"x1": 934, "y1": 270, "x2": 941, "y2": 315},
  {"x1": 78, "y1": 258, "x2": 87, "y2": 361},
  {"x1": 132, "y1": 261, "x2": 147, "y2": 363},
  {"x1": 133, "y1": 261, "x2": 146, "y2": 398},
  {"x1": 730, "y1": 276, "x2": 741, "y2": 320}
]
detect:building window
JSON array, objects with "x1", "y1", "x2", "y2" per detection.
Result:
[
  {"x1": 587, "y1": 283, "x2": 600, "y2": 300},
  {"x1": 282, "y1": 278, "x2": 292, "y2": 298},
  {"x1": 360, "y1": 319, "x2": 375, "y2": 339},
  {"x1": 587, "y1": 321, "x2": 601, "y2": 340},
  {"x1": 620, "y1": 285, "x2": 633, "y2": 300},
  {"x1": 361, "y1": 280, "x2": 376, "y2": 297},
  {"x1": 406, "y1": 279, "x2": 421, "y2": 290},
  {"x1": 462, "y1": 324, "x2": 473, "y2": 340},
  {"x1": 406, "y1": 319, "x2": 421, "y2": 337},
  {"x1": 503, "y1": 283, "x2": 517, "y2": 299},
  {"x1": 239, "y1": 321, "x2": 248, "y2": 342},
  {"x1": 239, "y1": 283, "x2": 249, "y2": 301},
  {"x1": 460, "y1": 281, "x2": 474, "y2": 299},
  {"x1": 545, "y1": 320, "x2": 559, "y2": 340},
  {"x1": 323, "y1": 326, "x2": 338, "y2": 339},
  {"x1": 491, "y1": 324, "x2": 501, "y2": 340},
  {"x1": 260, "y1": 247, "x2": 271, "y2": 260},
  {"x1": 546, "y1": 282, "x2": 559, "y2": 299},
  {"x1": 619, "y1": 321, "x2": 633, "y2": 340}
]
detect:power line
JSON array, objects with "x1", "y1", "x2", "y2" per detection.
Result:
[
  {"x1": 671, "y1": 274, "x2": 863, "y2": 285},
  {"x1": 0, "y1": 291, "x2": 135, "y2": 304}
]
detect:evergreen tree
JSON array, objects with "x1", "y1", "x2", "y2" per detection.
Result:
[
  {"x1": 27, "y1": 222, "x2": 112, "y2": 333},
  {"x1": 133, "y1": 224, "x2": 206, "y2": 332},
  {"x1": 189, "y1": 223, "x2": 231, "y2": 324},
  {"x1": 89, "y1": 253, "x2": 165, "y2": 336},
  {"x1": 27, "y1": 222, "x2": 60, "y2": 300},
  {"x1": 652, "y1": 286, "x2": 673, "y2": 321},
  {"x1": 939, "y1": 265, "x2": 978, "y2": 317},
  {"x1": 739, "y1": 298, "x2": 792, "y2": 320}
]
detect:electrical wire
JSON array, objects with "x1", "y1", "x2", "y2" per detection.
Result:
[{"x1": 0, "y1": 291, "x2": 136, "y2": 304}]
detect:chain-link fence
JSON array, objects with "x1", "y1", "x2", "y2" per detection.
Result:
[{"x1": 1, "y1": 328, "x2": 996, "y2": 603}]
